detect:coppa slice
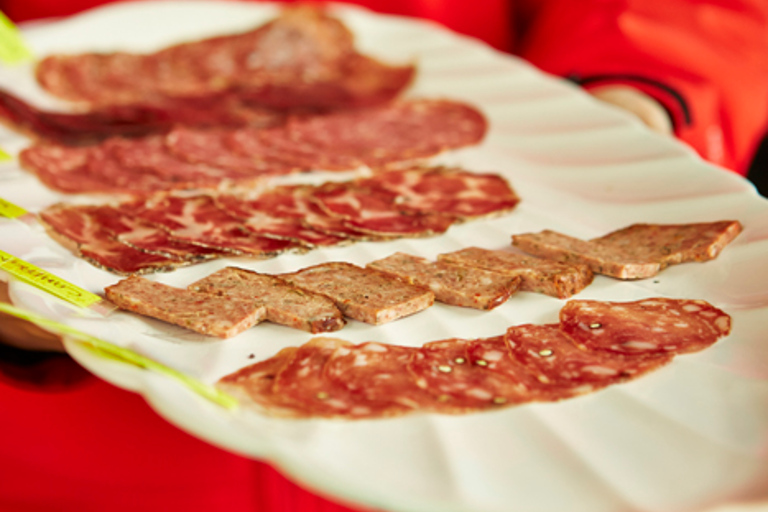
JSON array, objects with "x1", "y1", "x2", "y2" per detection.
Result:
[
  {"x1": 559, "y1": 298, "x2": 732, "y2": 356},
  {"x1": 359, "y1": 167, "x2": 519, "y2": 220},
  {"x1": 188, "y1": 267, "x2": 346, "y2": 333},
  {"x1": 272, "y1": 337, "x2": 411, "y2": 419},
  {"x1": 323, "y1": 342, "x2": 433, "y2": 409},
  {"x1": 505, "y1": 324, "x2": 673, "y2": 401},
  {"x1": 105, "y1": 275, "x2": 267, "y2": 338},
  {"x1": 512, "y1": 221, "x2": 742, "y2": 280},
  {"x1": 367, "y1": 252, "x2": 520, "y2": 310},
  {"x1": 438, "y1": 247, "x2": 593, "y2": 299},
  {"x1": 217, "y1": 347, "x2": 304, "y2": 417},
  {"x1": 279, "y1": 262, "x2": 435, "y2": 324}
]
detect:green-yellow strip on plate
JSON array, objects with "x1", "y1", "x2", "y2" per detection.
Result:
[
  {"x1": 0, "y1": 196, "x2": 27, "y2": 219},
  {"x1": 0, "y1": 302, "x2": 239, "y2": 409},
  {"x1": 0, "y1": 147, "x2": 12, "y2": 162},
  {"x1": 0, "y1": 249, "x2": 107, "y2": 310},
  {"x1": 0, "y1": 11, "x2": 33, "y2": 64}
]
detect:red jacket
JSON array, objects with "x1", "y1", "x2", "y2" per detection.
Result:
[{"x1": 1, "y1": 2, "x2": 766, "y2": 512}]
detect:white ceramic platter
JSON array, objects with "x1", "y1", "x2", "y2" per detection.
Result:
[{"x1": 2, "y1": 2, "x2": 768, "y2": 512}]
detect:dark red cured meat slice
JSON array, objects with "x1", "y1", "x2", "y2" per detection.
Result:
[
  {"x1": 559, "y1": 298, "x2": 732, "y2": 356},
  {"x1": 288, "y1": 188, "x2": 380, "y2": 241},
  {"x1": 261, "y1": 100, "x2": 487, "y2": 168},
  {"x1": 322, "y1": 342, "x2": 432, "y2": 409},
  {"x1": 217, "y1": 347, "x2": 306, "y2": 417},
  {"x1": 406, "y1": 337, "x2": 512, "y2": 413},
  {"x1": 505, "y1": 323, "x2": 673, "y2": 401},
  {"x1": 35, "y1": 7, "x2": 413, "y2": 110},
  {"x1": 216, "y1": 188, "x2": 347, "y2": 247},
  {"x1": 85, "y1": 204, "x2": 229, "y2": 260},
  {"x1": 39, "y1": 204, "x2": 185, "y2": 274},
  {"x1": 165, "y1": 126, "x2": 296, "y2": 176},
  {"x1": 310, "y1": 182, "x2": 456, "y2": 237},
  {"x1": 360, "y1": 167, "x2": 519, "y2": 220},
  {"x1": 463, "y1": 335, "x2": 539, "y2": 404},
  {"x1": 129, "y1": 195, "x2": 299, "y2": 256},
  {"x1": 273, "y1": 337, "x2": 410, "y2": 418}
]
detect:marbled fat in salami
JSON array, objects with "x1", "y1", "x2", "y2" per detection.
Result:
[
  {"x1": 505, "y1": 324, "x2": 673, "y2": 401},
  {"x1": 272, "y1": 337, "x2": 411, "y2": 418},
  {"x1": 323, "y1": 342, "x2": 432, "y2": 409},
  {"x1": 559, "y1": 298, "x2": 732, "y2": 356}
]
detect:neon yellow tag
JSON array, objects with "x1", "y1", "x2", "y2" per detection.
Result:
[
  {"x1": 0, "y1": 302, "x2": 239, "y2": 409},
  {"x1": 0, "y1": 147, "x2": 11, "y2": 161},
  {"x1": 0, "y1": 11, "x2": 33, "y2": 64},
  {"x1": 0, "y1": 249, "x2": 104, "y2": 308},
  {"x1": 0, "y1": 197, "x2": 27, "y2": 219}
]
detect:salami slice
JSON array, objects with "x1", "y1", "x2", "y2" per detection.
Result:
[
  {"x1": 279, "y1": 262, "x2": 435, "y2": 325},
  {"x1": 360, "y1": 167, "x2": 518, "y2": 220},
  {"x1": 217, "y1": 347, "x2": 304, "y2": 417},
  {"x1": 273, "y1": 337, "x2": 410, "y2": 418},
  {"x1": 558, "y1": 298, "x2": 732, "y2": 356},
  {"x1": 437, "y1": 247, "x2": 593, "y2": 299},
  {"x1": 189, "y1": 267, "x2": 346, "y2": 333},
  {"x1": 407, "y1": 337, "x2": 526, "y2": 412},
  {"x1": 105, "y1": 275, "x2": 267, "y2": 338},
  {"x1": 323, "y1": 342, "x2": 432, "y2": 409},
  {"x1": 505, "y1": 323, "x2": 673, "y2": 401},
  {"x1": 367, "y1": 252, "x2": 520, "y2": 310}
]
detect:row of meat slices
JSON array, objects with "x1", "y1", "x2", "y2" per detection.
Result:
[
  {"x1": 103, "y1": 216, "x2": 741, "y2": 339},
  {"x1": 20, "y1": 98, "x2": 486, "y2": 195},
  {"x1": 104, "y1": 246, "x2": 594, "y2": 338},
  {"x1": 39, "y1": 166, "x2": 520, "y2": 274},
  {"x1": 217, "y1": 297, "x2": 732, "y2": 419}
]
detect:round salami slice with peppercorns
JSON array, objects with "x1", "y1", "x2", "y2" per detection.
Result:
[
  {"x1": 558, "y1": 298, "x2": 731, "y2": 357},
  {"x1": 505, "y1": 323, "x2": 673, "y2": 401}
]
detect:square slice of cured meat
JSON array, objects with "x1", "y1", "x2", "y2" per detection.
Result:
[
  {"x1": 188, "y1": 267, "x2": 345, "y2": 333},
  {"x1": 367, "y1": 252, "x2": 520, "y2": 310},
  {"x1": 105, "y1": 275, "x2": 267, "y2": 338},
  {"x1": 271, "y1": 337, "x2": 412, "y2": 419},
  {"x1": 505, "y1": 323, "x2": 673, "y2": 401},
  {"x1": 279, "y1": 262, "x2": 435, "y2": 324},
  {"x1": 438, "y1": 247, "x2": 593, "y2": 299},
  {"x1": 558, "y1": 298, "x2": 732, "y2": 356}
]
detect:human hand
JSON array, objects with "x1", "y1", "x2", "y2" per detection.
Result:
[
  {"x1": 589, "y1": 84, "x2": 673, "y2": 135},
  {"x1": 0, "y1": 281, "x2": 65, "y2": 352}
]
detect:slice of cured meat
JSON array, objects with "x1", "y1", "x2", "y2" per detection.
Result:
[
  {"x1": 512, "y1": 221, "x2": 743, "y2": 280},
  {"x1": 360, "y1": 167, "x2": 518, "y2": 220},
  {"x1": 129, "y1": 195, "x2": 300, "y2": 256},
  {"x1": 279, "y1": 262, "x2": 435, "y2": 324},
  {"x1": 35, "y1": 7, "x2": 415, "y2": 110},
  {"x1": 272, "y1": 337, "x2": 411, "y2": 418},
  {"x1": 323, "y1": 342, "x2": 432, "y2": 409},
  {"x1": 105, "y1": 275, "x2": 267, "y2": 338},
  {"x1": 407, "y1": 336, "x2": 530, "y2": 412},
  {"x1": 367, "y1": 252, "x2": 520, "y2": 310},
  {"x1": 188, "y1": 267, "x2": 346, "y2": 333},
  {"x1": 310, "y1": 182, "x2": 456, "y2": 237},
  {"x1": 505, "y1": 323, "x2": 673, "y2": 401},
  {"x1": 39, "y1": 204, "x2": 186, "y2": 274},
  {"x1": 438, "y1": 247, "x2": 593, "y2": 299},
  {"x1": 512, "y1": 230, "x2": 662, "y2": 279},
  {"x1": 558, "y1": 298, "x2": 732, "y2": 356},
  {"x1": 590, "y1": 221, "x2": 743, "y2": 266},
  {"x1": 216, "y1": 187, "x2": 348, "y2": 247},
  {"x1": 217, "y1": 347, "x2": 304, "y2": 417}
]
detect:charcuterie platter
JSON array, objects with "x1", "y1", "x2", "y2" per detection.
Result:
[{"x1": 2, "y1": 2, "x2": 768, "y2": 511}]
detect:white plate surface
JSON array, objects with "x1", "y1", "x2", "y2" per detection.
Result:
[{"x1": 2, "y1": 3, "x2": 768, "y2": 512}]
